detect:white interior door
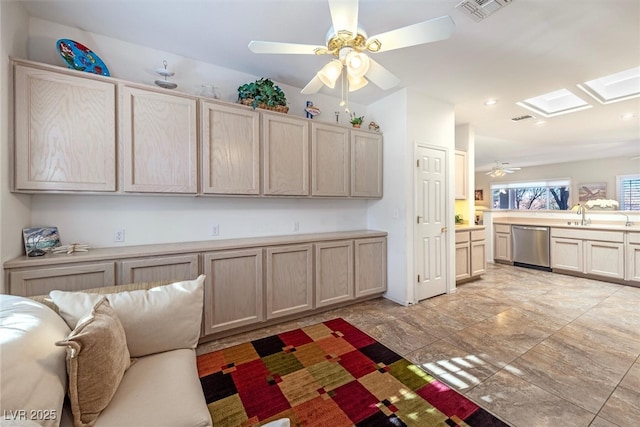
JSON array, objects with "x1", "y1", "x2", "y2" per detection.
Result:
[{"x1": 415, "y1": 144, "x2": 448, "y2": 301}]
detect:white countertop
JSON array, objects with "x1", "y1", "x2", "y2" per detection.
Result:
[{"x1": 493, "y1": 218, "x2": 639, "y2": 232}]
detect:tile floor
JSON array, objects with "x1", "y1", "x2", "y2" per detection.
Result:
[{"x1": 196, "y1": 263, "x2": 640, "y2": 427}]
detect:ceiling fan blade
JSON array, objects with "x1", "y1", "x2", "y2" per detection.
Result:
[
  {"x1": 504, "y1": 170, "x2": 515, "y2": 173},
  {"x1": 301, "y1": 75, "x2": 324, "y2": 95},
  {"x1": 328, "y1": 0, "x2": 359, "y2": 36},
  {"x1": 248, "y1": 41, "x2": 322, "y2": 55},
  {"x1": 365, "y1": 57, "x2": 401, "y2": 90},
  {"x1": 369, "y1": 15, "x2": 455, "y2": 53}
]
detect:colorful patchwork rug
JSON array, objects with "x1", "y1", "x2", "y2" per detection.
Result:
[{"x1": 197, "y1": 318, "x2": 508, "y2": 426}]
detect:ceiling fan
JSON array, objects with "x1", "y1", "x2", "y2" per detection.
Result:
[
  {"x1": 487, "y1": 161, "x2": 521, "y2": 177},
  {"x1": 247, "y1": 0, "x2": 455, "y2": 94}
]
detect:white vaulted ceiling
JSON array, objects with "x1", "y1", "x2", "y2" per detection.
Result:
[{"x1": 18, "y1": 0, "x2": 640, "y2": 172}]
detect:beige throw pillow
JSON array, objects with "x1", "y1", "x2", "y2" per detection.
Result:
[
  {"x1": 50, "y1": 275, "x2": 205, "y2": 357},
  {"x1": 55, "y1": 297, "x2": 130, "y2": 427}
]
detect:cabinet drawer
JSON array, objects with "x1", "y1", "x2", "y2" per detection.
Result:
[
  {"x1": 628, "y1": 232, "x2": 640, "y2": 244},
  {"x1": 455, "y1": 231, "x2": 470, "y2": 243},
  {"x1": 552, "y1": 228, "x2": 624, "y2": 243},
  {"x1": 9, "y1": 262, "x2": 116, "y2": 296},
  {"x1": 494, "y1": 224, "x2": 511, "y2": 234},
  {"x1": 471, "y1": 229, "x2": 486, "y2": 241}
]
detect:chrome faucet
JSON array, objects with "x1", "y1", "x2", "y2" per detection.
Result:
[
  {"x1": 618, "y1": 212, "x2": 633, "y2": 227},
  {"x1": 576, "y1": 204, "x2": 589, "y2": 226}
]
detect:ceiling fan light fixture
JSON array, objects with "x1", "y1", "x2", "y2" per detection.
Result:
[
  {"x1": 344, "y1": 50, "x2": 370, "y2": 79},
  {"x1": 347, "y1": 74, "x2": 368, "y2": 91},
  {"x1": 317, "y1": 59, "x2": 343, "y2": 88}
]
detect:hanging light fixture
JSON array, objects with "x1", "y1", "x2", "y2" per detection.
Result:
[
  {"x1": 344, "y1": 50, "x2": 370, "y2": 79},
  {"x1": 347, "y1": 75, "x2": 368, "y2": 91},
  {"x1": 317, "y1": 59, "x2": 343, "y2": 88}
]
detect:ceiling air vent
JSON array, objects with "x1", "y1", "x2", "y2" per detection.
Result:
[
  {"x1": 455, "y1": 0, "x2": 513, "y2": 22},
  {"x1": 511, "y1": 114, "x2": 534, "y2": 122}
]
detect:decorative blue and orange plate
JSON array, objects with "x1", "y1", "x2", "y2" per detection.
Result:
[{"x1": 56, "y1": 39, "x2": 110, "y2": 76}]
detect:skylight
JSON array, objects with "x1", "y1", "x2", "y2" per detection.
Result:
[
  {"x1": 577, "y1": 66, "x2": 640, "y2": 104},
  {"x1": 516, "y1": 88, "x2": 592, "y2": 118}
]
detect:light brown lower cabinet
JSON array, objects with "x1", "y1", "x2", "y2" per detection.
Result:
[
  {"x1": 4, "y1": 231, "x2": 387, "y2": 339},
  {"x1": 202, "y1": 249, "x2": 264, "y2": 335},
  {"x1": 119, "y1": 254, "x2": 199, "y2": 284},
  {"x1": 9, "y1": 262, "x2": 116, "y2": 297},
  {"x1": 266, "y1": 244, "x2": 313, "y2": 319},
  {"x1": 315, "y1": 241, "x2": 354, "y2": 307},
  {"x1": 355, "y1": 237, "x2": 387, "y2": 297}
]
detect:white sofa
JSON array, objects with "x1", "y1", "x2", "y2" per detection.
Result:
[{"x1": 0, "y1": 277, "x2": 212, "y2": 427}]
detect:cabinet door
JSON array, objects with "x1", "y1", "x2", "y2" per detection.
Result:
[
  {"x1": 355, "y1": 237, "x2": 387, "y2": 297},
  {"x1": 201, "y1": 102, "x2": 260, "y2": 194},
  {"x1": 202, "y1": 249, "x2": 263, "y2": 335},
  {"x1": 121, "y1": 86, "x2": 198, "y2": 193},
  {"x1": 315, "y1": 241, "x2": 354, "y2": 308},
  {"x1": 351, "y1": 130, "x2": 383, "y2": 198},
  {"x1": 266, "y1": 244, "x2": 313, "y2": 319},
  {"x1": 494, "y1": 232, "x2": 512, "y2": 261},
  {"x1": 263, "y1": 113, "x2": 309, "y2": 195},
  {"x1": 550, "y1": 238, "x2": 583, "y2": 272},
  {"x1": 14, "y1": 64, "x2": 116, "y2": 191},
  {"x1": 455, "y1": 242, "x2": 471, "y2": 281},
  {"x1": 311, "y1": 123, "x2": 350, "y2": 196},
  {"x1": 119, "y1": 254, "x2": 199, "y2": 284},
  {"x1": 471, "y1": 240, "x2": 486, "y2": 276},
  {"x1": 626, "y1": 243, "x2": 640, "y2": 283},
  {"x1": 454, "y1": 150, "x2": 467, "y2": 200},
  {"x1": 9, "y1": 262, "x2": 116, "y2": 297},
  {"x1": 585, "y1": 240, "x2": 624, "y2": 279}
]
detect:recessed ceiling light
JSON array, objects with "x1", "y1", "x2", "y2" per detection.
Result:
[
  {"x1": 621, "y1": 113, "x2": 639, "y2": 120},
  {"x1": 535, "y1": 120, "x2": 546, "y2": 126},
  {"x1": 516, "y1": 88, "x2": 592, "y2": 117},
  {"x1": 577, "y1": 66, "x2": 640, "y2": 104},
  {"x1": 484, "y1": 99, "x2": 498, "y2": 106}
]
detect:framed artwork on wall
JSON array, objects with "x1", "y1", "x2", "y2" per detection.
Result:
[
  {"x1": 578, "y1": 182, "x2": 606, "y2": 202},
  {"x1": 475, "y1": 189, "x2": 484, "y2": 201},
  {"x1": 22, "y1": 226, "x2": 60, "y2": 257}
]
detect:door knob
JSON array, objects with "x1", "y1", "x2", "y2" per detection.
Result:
[{"x1": 441, "y1": 226, "x2": 448, "y2": 233}]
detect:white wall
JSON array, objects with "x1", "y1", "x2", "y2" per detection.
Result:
[
  {"x1": 31, "y1": 195, "x2": 368, "y2": 247},
  {"x1": 366, "y1": 89, "x2": 455, "y2": 305},
  {"x1": 16, "y1": 17, "x2": 373, "y2": 250},
  {"x1": 1, "y1": 1, "x2": 31, "y2": 293},
  {"x1": 475, "y1": 156, "x2": 640, "y2": 209},
  {"x1": 367, "y1": 89, "x2": 409, "y2": 304}
]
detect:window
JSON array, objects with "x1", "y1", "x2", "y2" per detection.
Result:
[
  {"x1": 491, "y1": 179, "x2": 571, "y2": 210},
  {"x1": 618, "y1": 175, "x2": 640, "y2": 211}
]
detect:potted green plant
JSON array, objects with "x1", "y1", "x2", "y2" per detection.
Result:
[
  {"x1": 237, "y1": 78, "x2": 288, "y2": 113},
  {"x1": 350, "y1": 114, "x2": 364, "y2": 128}
]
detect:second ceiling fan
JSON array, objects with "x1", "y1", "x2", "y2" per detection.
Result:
[{"x1": 248, "y1": 0, "x2": 455, "y2": 94}]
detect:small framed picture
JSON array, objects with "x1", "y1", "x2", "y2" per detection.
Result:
[
  {"x1": 578, "y1": 182, "x2": 606, "y2": 202},
  {"x1": 475, "y1": 189, "x2": 484, "y2": 201},
  {"x1": 23, "y1": 226, "x2": 61, "y2": 257}
]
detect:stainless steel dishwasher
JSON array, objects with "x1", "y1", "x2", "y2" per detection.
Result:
[{"x1": 511, "y1": 225, "x2": 551, "y2": 270}]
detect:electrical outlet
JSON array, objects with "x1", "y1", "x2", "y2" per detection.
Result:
[
  {"x1": 210, "y1": 224, "x2": 219, "y2": 236},
  {"x1": 114, "y1": 229, "x2": 125, "y2": 242},
  {"x1": 293, "y1": 221, "x2": 300, "y2": 232}
]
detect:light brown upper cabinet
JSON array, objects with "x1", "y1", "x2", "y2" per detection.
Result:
[
  {"x1": 201, "y1": 101, "x2": 260, "y2": 195},
  {"x1": 262, "y1": 113, "x2": 310, "y2": 195},
  {"x1": 454, "y1": 149, "x2": 467, "y2": 200},
  {"x1": 351, "y1": 130, "x2": 383, "y2": 198},
  {"x1": 120, "y1": 86, "x2": 198, "y2": 193},
  {"x1": 311, "y1": 123, "x2": 350, "y2": 197},
  {"x1": 13, "y1": 63, "x2": 116, "y2": 192}
]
